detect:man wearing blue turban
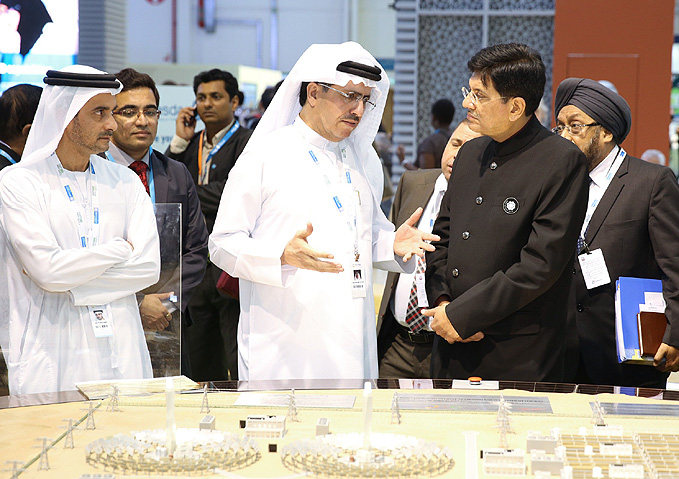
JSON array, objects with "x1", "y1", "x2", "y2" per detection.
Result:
[{"x1": 555, "y1": 77, "x2": 679, "y2": 388}]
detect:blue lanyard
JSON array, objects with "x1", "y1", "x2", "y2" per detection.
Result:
[
  {"x1": 0, "y1": 148, "x2": 17, "y2": 165},
  {"x1": 205, "y1": 120, "x2": 240, "y2": 164},
  {"x1": 147, "y1": 148, "x2": 156, "y2": 204},
  {"x1": 309, "y1": 149, "x2": 349, "y2": 214},
  {"x1": 105, "y1": 147, "x2": 155, "y2": 204},
  {"x1": 581, "y1": 147, "x2": 626, "y2": 239},
  {"x1": 55, "y1": 158, "x2": 100, "y2": 248},
  {"x1": 309, "y1": 146, "x2": 360, "y2": 260}
]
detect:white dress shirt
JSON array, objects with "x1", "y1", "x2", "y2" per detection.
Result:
[{"x1": 392, "y1": 173, "x2": 448, "y2": 330}]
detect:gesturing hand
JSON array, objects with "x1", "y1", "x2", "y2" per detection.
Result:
[
  {"x1": 394, "y1": 207, "x2": 440, "y2": 262},
  {"x1": 280, "y1": 222, "x2": 344, "y2": 273}
]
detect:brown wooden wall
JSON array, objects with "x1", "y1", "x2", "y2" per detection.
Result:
[{"x1": 552, "y1": 0, "x2": 674, "y2": 160}]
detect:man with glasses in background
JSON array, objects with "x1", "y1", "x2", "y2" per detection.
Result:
[
  {"x1": 208, "y1": 42, "x2": 438, "y2": 381},
  {"x1": 377, "y1": 119, "x2": 480, "y2": 379},
  {"x1": 554, "y1": 77, "x2": 679, "y2": 388},
  {"x1": 424, "y1": 43, "x2": 589, "y2": 382},
  {"x1": 108, "y1": 68, "x2": 208, "y2": 378}
]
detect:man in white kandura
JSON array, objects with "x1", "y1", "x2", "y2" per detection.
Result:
[
  {"x1": 209, "y1": 42, "x2": 438, "y2": 381},
  {"x1": 0, "y1": 66, "x2": 160, "y2": 396}
]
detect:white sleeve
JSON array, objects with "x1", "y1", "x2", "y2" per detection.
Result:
[
  {"x1": 70, "y1": 179, "x2": 161, "y2": 305},
  {"x1": 0, "y1": 169, "x2": 133, "y2": 293},
  {"x1": 371, "y1": 194, "x2": 415, "y2": 274},
  {"x1": 209, "y1": 150, "x2": 294, "y2": 288}
]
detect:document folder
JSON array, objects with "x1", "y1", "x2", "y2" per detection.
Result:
[
  {"x1": 615, "y1": 277, "x2": 666, "y2": 364},
  {"x1": 637, "y1": 311, "x2": 666, "y2": 358}
]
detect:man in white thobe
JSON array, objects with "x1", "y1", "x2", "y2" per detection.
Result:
[
  {"x1": 0, "y1": 66, "x2": 160, "y2": 396},
  {"x1": 209, "y1": 42, "x2": 437, "y2": 381}
]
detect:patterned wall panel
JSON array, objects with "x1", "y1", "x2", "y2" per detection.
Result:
[
  {"x1": 419, "y1": 0, "x2": 483, "y2": 10},
  {"x1": 490, "y1": 0, "x2": 554, "y2": 10},
  {"x1": 397, "y1": 1, "x2": 555, "y2": 156},
  {"x1": 79, "y1": 0, "x2": 127, "y2": 73},
  {"x1": 488, "y1": 15, "x2": 554, "y2": 119},
  {"x1": 417, "y1": 15, "x2": 483, "y2": 144}
]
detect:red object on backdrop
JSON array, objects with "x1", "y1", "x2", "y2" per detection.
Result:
[
  {"x1": 552, "y1": 0, "x2": 673, "y2": 160},
  {"x1": 198, "y1": 0, "x2": 205, "y2": 28}
]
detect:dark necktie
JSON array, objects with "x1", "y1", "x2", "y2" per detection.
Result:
[
  {"x1": 577, "y1": 178, "x2": 594, "y2": 254},
  {"x1": 403, "y1": 189, "x2": 445, "y2": 333},
  {"x1": 129, "y1": 160, "x2": 149, "y2": 195},
  {"x1": 404, "y1": 254, "x2": 428, "y2": 333}
]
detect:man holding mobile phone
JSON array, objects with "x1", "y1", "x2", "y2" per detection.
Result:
[{"x1": 166, "y1": 69, "x2": 252, "y2": 382}]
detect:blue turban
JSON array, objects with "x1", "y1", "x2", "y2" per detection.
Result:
[{"x1": 554, "y1": 78, "x2": 632, "y2": 144}]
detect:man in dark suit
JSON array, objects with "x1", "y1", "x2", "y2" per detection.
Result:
[
  {"x1": 109, "y1": 68, "x2": 209, "y2": 376},
  {"x1": 0, "y1": 84, "x2": 42, "y2": 168},
  {"x1": 554, "y1": 78, "x2": 679, "y2": 388},
  {"x1": 424, "y1": 43, "x2": 589, "y2": 382},
  {"x1": 166, "y1": 69, "x2": 251, "y2": 381},
  {"x1": 377, "y1": 120, "x2": 480, "y2": 378}
]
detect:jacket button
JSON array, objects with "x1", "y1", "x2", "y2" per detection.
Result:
[
  {"x1": 475, "y1": 196, "x2": 483, "y2": 205},
  {"x1": 452, "y1": 268, "x2": 459, "y2": 278},
  {"x1": 577, "y1": 303, "x2": 584, "y2": 312},
  {"x1": 573, "y1": 268, "x2": 577, "y2": 275},
  {"x1": 462, "y1": 231, "x2": 470, "y2": 240},
  {"x1": 490, "y1": 162, "x2": 497, "y2": 170}
]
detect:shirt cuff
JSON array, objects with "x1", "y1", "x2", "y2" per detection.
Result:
[{"x1": 169, "y1": 135, "x2": 189, "y2": 154}]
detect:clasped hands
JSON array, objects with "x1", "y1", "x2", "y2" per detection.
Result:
[
  {"x1": 140, "y1": 292, "x2": 174, "y2": 331},
  {"x1": 280, "y1": 208, "x2": 440, "y2": 272},
  {"x1": 422, "y1": 301, "x2": 484, "y2": 344}
]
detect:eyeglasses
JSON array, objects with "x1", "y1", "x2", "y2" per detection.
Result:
[
  {"x1": 461, "y1": 87, "x2": 508, "y2": 107},
  {"x1": 113, "y1": 108, "x2": 161, "y2": 120},
  {"x1": 551, "y1": 123, "x2": 600, "y2": 136},
  {"x1": 317, "y1": 82, "x2": 376, "y2": 111}
]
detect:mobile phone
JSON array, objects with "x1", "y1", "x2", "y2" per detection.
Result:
[{"x1": 184, "y1": 104, "x2": 199, "y2": 127}]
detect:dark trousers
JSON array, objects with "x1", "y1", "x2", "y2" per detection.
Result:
[
  {"x1": 572, "y1": 352, "x2": 668, "y2": 389},
  {"x1": 378, "y1": 309, "x2": 434, "y2": 379},
  {"x1": 185, "y1": 262, "x2": 240, "y2": 381}
]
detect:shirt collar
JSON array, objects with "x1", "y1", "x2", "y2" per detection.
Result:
[
  {"x1": 205, "y1": 119, "x2": 234, "y2": 149},
  {"x1": 589, "y1": 145, "x2": 620, "y2": 188},
  {"x1": 107, "y1": 141, "x2": 150, "y2": 167},
  {"x1": 434, "y1": 173, "x2": 448, "y2": 193},
  {"x1": 294, "y1": 115, "x2": 337, "y2": 151}
]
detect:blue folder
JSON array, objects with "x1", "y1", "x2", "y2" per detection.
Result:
[{"x1": 615, "y1": 277, "x2": 663, "y2": 364}]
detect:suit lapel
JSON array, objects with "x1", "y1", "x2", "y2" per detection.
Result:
[
  {"x1": 584, "y1": 156, "x2": 629, "y2": 245},
  {"x1": 150, "y1": 151, "x2": 169, "y2": 203},
  {"x1": 395, "y1": 171, "x2": 440, "y2": 227}
]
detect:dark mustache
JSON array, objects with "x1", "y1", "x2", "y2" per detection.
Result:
[{"x1": 342, "y1": 114, "x2": 360, "y2": 122}]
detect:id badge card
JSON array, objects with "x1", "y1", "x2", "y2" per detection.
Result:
[
  {"x1": 352, "y1": 262, "x2": 366, "y2": 298},
  {"x1": 415, "y1": 273, "x2": 429, "y2": 308},
  {"x1": 578, "y1": 248, "x2": 611, "y2": 289},
  {"x1": 88, "y1": 305, "x2": 113, "y2": 338}
]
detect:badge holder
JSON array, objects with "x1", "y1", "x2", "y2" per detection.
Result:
[
  {"x1": 88, "y1": 304, "x2": 113, "y2": 338},
  {"x1": 415, "y1": 272, "x2": 429, "y2": 308},
  {"x1": 578, "y1": 242, "x2": 611, "y2": 289},
  {"x1": 352, "y1": 256, "x2": 366, "y2": 298}
]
